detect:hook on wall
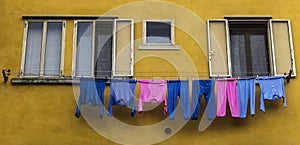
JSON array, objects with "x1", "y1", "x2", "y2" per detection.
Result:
[{"x1": 2, "y1": 69, "x2": 10, "y2": 83}]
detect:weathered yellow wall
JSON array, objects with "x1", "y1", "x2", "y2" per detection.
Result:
[{"x1": 0, "y1": 0, "x2": 300, "y2": 144}]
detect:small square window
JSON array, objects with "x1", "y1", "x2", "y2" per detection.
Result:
[
  {"x1": 146, "y1": 21, "x2": 172, "y2": 43},
  {"x1": 143, "y1": 20, "x2": 174, "y2": 45}
]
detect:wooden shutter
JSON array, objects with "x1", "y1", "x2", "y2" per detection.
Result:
[
  {"x1": 207, "y1": 19, "x2": 231, "y2": 77},
  {"x1": 270, "y1": 20, "x2": 296, "y2": 77},
  {"x1": 113, "y1": 19, "x2": 134, "y2": 77}
]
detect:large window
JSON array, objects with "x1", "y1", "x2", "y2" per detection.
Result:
[
  {"x1": 20, "y1": 20, "x2": 66, "y2": 77},
  {"x1": 73, "y1": 19, "x2": 134, "y2": 78},
  {"x1": 207, "y1": 18, "x2": 296, "y2": 78}
]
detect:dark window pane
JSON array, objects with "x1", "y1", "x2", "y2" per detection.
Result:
[
  {"x1": 146, "y1": 21, "x2": 171, "y2": 43},
  {"x1": 229, "y1": 23, "x2": 270, "y2": 77},
  {"x1": 94, "y1": 21, "x2": 113, "y2": 77}
]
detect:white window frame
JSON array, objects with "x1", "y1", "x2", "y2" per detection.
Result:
[
  {"x1": 207, "y1": 18, "x2": 296, "y2": 78},
  {"x1": 112, "y1": 19, "x2": 134, "y2": 77},
  {"x1": 20, "y1": 20, "x2": 66, "y2": 78},
  {"x1": 207, "y1": 19, "x2": 232, "y2": 77},
  {"x1": 72, "y1": 20, "x2": 96, "y2": 78},
  {"x1": 269, "y1": 19, "x2": 296, "y2": 77},
  {"x1": 73, "y1": 19, "x2": 134, "y2": 78},
  {"x1": 139, "y1": 19, "x2": 178, "y2": 50}
]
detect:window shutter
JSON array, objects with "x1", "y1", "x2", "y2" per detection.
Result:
[
  {"x1": 207, "y1": 19, "x2": 231, "y2": 77},
  {"x1": 113, "y1": 19, "x2": 134, "y2": 77},
  {"x1": 270, "y1": 20, "x2": 296, "y2": 77}
]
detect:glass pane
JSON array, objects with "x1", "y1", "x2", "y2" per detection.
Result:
[
  {"x1": 146, "y1": 21, "x2": 171, "y2": 43},
  {"x1": 94, "y1": 21, "x2": 113, "y2": 77},
  {"x1": 209, "y1": 20, "x2": 230, "y2": 77},
  {"x1": 271, "y1": 21, "x2": 294, "y2": 76},
  {"x1": 230, "y1": 35, "x2": 247, "y2": 76},
  {"x1": 76, "y1": 22, "x2": 93, "y2": 77},
  {"x1": 230, "y1": 23, "x2": 269, "y2": 77},
  {"x1": 115, "y1": 20, "x2": 132, "y2": 76},
  {"x1": 24, "y1": 22, "x2": 43, "y2": 76},
  {"x1": 250, "y1": 35, "x2": 269, "y2": 76},
  {"x1": 44, "y1": 22, "x2": 62, "y2": 76}
]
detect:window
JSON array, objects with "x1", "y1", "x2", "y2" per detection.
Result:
[
  {"x1": 139, "y1": 20, "x2": 178, "y2": 50},
  {"x1": 20, "y1": 20, "x2": 66, "y2": 77},
  {"x1": 230, "y1": 22, "x2": 270, "y2": 77},
  {"x1": 207, "y1": 18, "x2": 296, "y2": 77},
  {"x1": 73, "y1": 19, "x2": 134, "y2": 78}
]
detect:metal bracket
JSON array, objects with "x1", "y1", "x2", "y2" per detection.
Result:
[{"x1": 2, "y1": 69, "x2": 11, "y2": 83}]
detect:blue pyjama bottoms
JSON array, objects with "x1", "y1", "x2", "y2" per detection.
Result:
[
  {"x1": 191, "y1": 80, "x2": 215, "y2": 120},
  {"x1": 237, "y1": 78, "x2": 255, "y2": 118},
  {"x1": 167, "y1": 80, "x2": 190, "y2": 120}
]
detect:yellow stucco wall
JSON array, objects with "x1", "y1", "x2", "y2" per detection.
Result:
[{"x1": 0, "y1": 0, "x2": 300, "y2": 144}]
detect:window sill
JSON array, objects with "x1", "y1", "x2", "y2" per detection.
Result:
[
  {"x1": 11, "y1": 77, "x2": 78, "y2": 85},
  {"x1": 138, "y1": 44, "x2": 179, "y2": 50}
]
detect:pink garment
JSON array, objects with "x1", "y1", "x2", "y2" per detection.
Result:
[
  {"x1": 138, "y1": 80, "x2": 167, "y2": 114},
  {"x1": 216, "y1": 78, "x2": 240, "y2": 118}
]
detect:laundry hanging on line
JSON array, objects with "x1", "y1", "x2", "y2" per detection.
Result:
[{"x1": 74, "y1": 76, "x2": 287, "y2": 119}]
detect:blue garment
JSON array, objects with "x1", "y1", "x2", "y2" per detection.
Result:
[
  {"x1": 75, "y1": 78, "x2": 107, "y2": 118},
  {"x1": 191, "y1": 80, "x2": 215, "y2": 120},
  {"x1": 167, "y1": 80, "x2": 190, "y2": 120},
  {"x1": 257, "y1": 76, "x2": 286, "y2": 112},
  {"x1": 108, "y1": 79, "x2": 137, "y2": 117},
  {"x1": 237, "y1": 78, "x2": 255, "y2": 118}
]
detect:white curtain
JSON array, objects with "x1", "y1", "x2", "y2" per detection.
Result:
[
  {"x1": 24, "y1": 22, "x2": 43, "y2": 76},
  {"x1": 44, "y1": 22, "x2": 62, "y2": 76},
  {"x1": 76, "y1": 22, "x2": 93, "y2": 77}
]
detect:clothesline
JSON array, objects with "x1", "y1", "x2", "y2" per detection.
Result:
[{"x1": 75, "y1": 76, "x2": 287, "y2": 120}]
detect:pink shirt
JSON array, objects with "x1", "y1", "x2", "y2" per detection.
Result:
[{"x1": 138, "y1": 80, "x2": 167, "y2": 114}]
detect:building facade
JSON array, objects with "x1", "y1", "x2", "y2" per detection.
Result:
[{"x1": 0, "y1": 0, "x2": 299, "y2": 144}]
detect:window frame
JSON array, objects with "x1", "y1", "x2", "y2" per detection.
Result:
[
  {"x1": 207, "y1": 17, "x2": 296, "y2": 78},
  {"x1": 20, "y1": 20, "x2": 66, "y2": 78},
  {"x1": 73, "y1": 19, "x2": 134, "y2": 78},
  {"x1": 112, "y1": 19, "x2": 134, "y2": 77},
  {"x1": 229, "y1": 20, "x2": 271, "y2": 77},
  {"x1": 269, "y1": 19, "x2": 296, "y2": 77},
  {"x1": 141, "y1": 19, "x2": 176, "y2": 47},
  {"x1": 72, "y1": 20, "x2": 96, "y2": 78},
  {"x1": 207, "y1": 19, "x2": 232, "y2": 77}
]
